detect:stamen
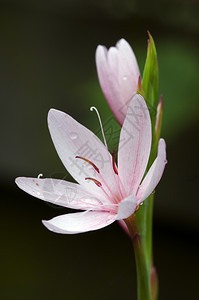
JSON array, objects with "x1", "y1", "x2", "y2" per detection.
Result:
[
  {"x1": 76, "y1": 156, "x2": 99, "y2": 173},
  {"x1": 85, "y1": 177, "x2": 102, "y2": 187},
  {"x1": 90, "y1": 106, "x2": 124, "y2": 201},
  {"x1": 85, "y1": 177, "x2": 116, "y2": 203},
  {"x1": 112, "y1": 149, "x2": 118, "y2": 175},
  {"x1": 90, "y1": 106, "x2": 109, "y2": 151}
]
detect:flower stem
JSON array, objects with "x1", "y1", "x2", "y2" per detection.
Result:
[{"x1": 125, "y1": 214, "x2": 151, "y2": 300}]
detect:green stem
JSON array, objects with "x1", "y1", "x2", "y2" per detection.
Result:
[{"x1": 125, "y1": 215, "x2": 151, "y2": 300}]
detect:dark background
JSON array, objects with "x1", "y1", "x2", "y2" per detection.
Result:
[{"x1": 1, "y1": 0, "x2": 199, "y2": 299}]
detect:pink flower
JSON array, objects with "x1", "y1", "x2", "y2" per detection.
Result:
[
  {"x1": 96, "y1": 39, "x2": 140, "y2": 126},
  {"x1": 15, "y1": 95, "x2": 166, "y2": 234}
]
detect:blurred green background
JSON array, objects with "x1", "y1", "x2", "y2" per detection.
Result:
[{"x1": 1, "y1": 0, "x2": 199, "y2": 299}]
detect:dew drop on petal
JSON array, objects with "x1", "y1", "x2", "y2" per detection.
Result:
[
  {"x1": 37, "y1": 192, "x2": 41, "y2": 196},
  {"x1": 70, "y1": 132, "x2": 78, "y2": 140},
  {"x1": 123, "y1": 76, "x2": 127, "y2": 81}
]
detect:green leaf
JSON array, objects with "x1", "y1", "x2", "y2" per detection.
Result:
[{"x1": 142, "y1": 32, "x2": 159, "y2": 124}]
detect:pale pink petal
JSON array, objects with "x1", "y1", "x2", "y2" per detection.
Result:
[
  {"x1": 136, "y1": 139, "x2": 167, "y2": 204},
  {"x1": 107, "y1": 47, "x2": 119, "y2": 75},
  {"x1": 96, "y1": 39, "x2": 140, "y2": 125},
  {"x1": 116, "y1": 193, "x2": 137, "y2": 220},
  {"x1": 116, "y1": 39, "x2": 140, "y2": 119},
  {"x1": 48, "y1": 109, "x2": 119, "y2": 200},
  {"x1": 42, "y1": 211, "x2": 116, "y2": 234},
  {"x1": 96, "y1": 45, "x2": 123, "y2": 124},
  {"x1": 118, "y1": 94, "x2": 152, "y2": 196},
  {"x1": 15, "y1": 177, "x2": 105, "y2": 210},
  {"x1": 116, "y1": 39, "x2": 140, "y2": 81}
]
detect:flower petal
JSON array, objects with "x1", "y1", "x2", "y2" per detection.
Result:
[
  {"x1": 115, "y1": 39, "x2": 140, "y2": 117},
  {"x1": 48, "y1": 109, "x2": 119, "y2": 200},
  {"x1": 42, "y1": 211, "x2": 116, "y2": 234},
  {"x1": 118, "y1": 94, "x2": 152, "y2": 196},
  {"x1": 116, "y1": 39, "x2": 140, "y2": 81},
  {"x1": 116, "y1": 193, "x2": 137, "y2": 220},
  {"x1": 136, "y1": 138, "x2": 167, "y2": 204},
  {"x1": 15, "y1": 177, "x2": 105, "y2": 210},
  {"x1": 96, "y1": 45, "x2": 123, "y2": 124},
  {"x1": 96, "y1": 39, "x2": 140, "y2": 125}
]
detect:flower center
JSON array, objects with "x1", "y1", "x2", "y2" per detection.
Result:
[
  {"x1": 75, "y1": 154, "x2": 122, "y2": 204},
  {"x1": 75, "y1": 106, "x2": 127, "y2": 204}
]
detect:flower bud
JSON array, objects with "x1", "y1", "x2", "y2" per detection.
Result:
[{"x1": 96, "y1": 39, "x2": 140, "y2": 126}]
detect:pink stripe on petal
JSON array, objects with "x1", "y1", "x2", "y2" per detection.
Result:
[
  {"x1": 118, "y1": 95, "x2": 152, "y2": 196},
  {"x1": 136, "y1": 139, "x2": 167, "y2": 204},
  {"x1": 42, "y1": 211, "x2": 116, "y2": 234}
]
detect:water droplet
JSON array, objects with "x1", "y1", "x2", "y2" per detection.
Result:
[
  {"x1": 37, "y1": 192, "x2": 41, "y2": 196},
  {"x1": 140, "y1": 202, "x2": 143, "y2": 206},
  {"x1": 70, "y1": 132, "x2": 78, "y2": 140},
  {"x1": 123, "y1": 76, "x2": 127, "y2": 81}
]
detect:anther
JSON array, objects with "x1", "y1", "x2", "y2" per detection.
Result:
[
  {"x1": 76, "y1": 156, "x2": 99, "y2": 173},
  {"x1": 135, "y1": 205, "x2": 140, "y2": 211},
  {"x1": 112, "y1": 149, "x2": 118, "y2": 175},
  {"x1": 85, "y1": 177, "x2": 102, "y2": 187}
]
